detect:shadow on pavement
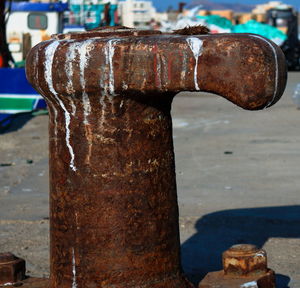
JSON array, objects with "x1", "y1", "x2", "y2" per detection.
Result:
[
  {"x1": 181, "y1": 205, "x2": 300, "y2": 287},
  {"x1": 0, "y1": 110, "x2": 48, "y2": 134},
  {"x1": 0, "y1": 112, "x2": 34, "y2": 134}
]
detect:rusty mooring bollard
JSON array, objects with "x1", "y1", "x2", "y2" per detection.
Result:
[
  {"x1": 199, "y1": 244, "x2": 275, "y2": 288},
  {"x1": 25, "y1": 27, "x2": 286, "y2": 288}
]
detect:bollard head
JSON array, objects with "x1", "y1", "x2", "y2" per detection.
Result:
[
  {"x1": 222, "y1": 244, "x2": 268, "y2": 277},
  {"x1": 0, "y1": 253, "x2": 26, "y2": 285},
  {"x1": 26, "y1": 26, "x2": 287, "y2": 112}
]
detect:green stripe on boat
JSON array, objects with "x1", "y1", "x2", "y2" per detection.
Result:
[{"x1": 0, "y1": 97, "x2": 36, "y2": 110}]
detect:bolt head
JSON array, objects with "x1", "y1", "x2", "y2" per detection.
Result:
[
  {"x1": 222, "y1": 244, "x2": 267, "y2": 277},
  {"x1": 0, "y1": 253, "x2": 26, "y2": 285}
]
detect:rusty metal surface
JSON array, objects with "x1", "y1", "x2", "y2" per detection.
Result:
[
  {"x1": 198, "y1": 269, "x2": 275, "y2": 288},
  {"x1": 0, "y1": 253, "x2": 25, "y2": 286},
  {"x1": 25, "y1": 27, "x2": 287, "y2": 288},
  {"x1": 0, "y1": 278, "x2": 49, "y2": 288},
  {"x1": 199, "y1": 244, "x2": 275, "y2": 288},
  {"x1": 223, "y1": 244, "x2": 267, "y2": 276}
]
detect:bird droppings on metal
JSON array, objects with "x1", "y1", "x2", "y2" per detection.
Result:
[{"x1": 25, "y1": 26, "x2": 287, "y2": 288}]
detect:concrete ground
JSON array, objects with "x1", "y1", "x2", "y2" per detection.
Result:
[{"x1": 0, "y1": 72, "x2": 299, "y2": 287}]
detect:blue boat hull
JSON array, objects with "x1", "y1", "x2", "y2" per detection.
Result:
[{"x1": 0, "y1": 68, "x2": 46, "y2": 125}]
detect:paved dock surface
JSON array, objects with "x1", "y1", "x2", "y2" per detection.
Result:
[{"x1": 0, "y1": 72, "x2": 299, "y2": 287}]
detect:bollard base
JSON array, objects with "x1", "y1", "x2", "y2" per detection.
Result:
[
  {"x1": 198, "y1": 269, "x2": 275, "y2": 288},
  {"x1": 0, "y1": 278, "x2": 49, "y2": 288}
]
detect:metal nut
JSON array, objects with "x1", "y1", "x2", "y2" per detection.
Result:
[
  {"x1": 223, "y1": 244, "x2": 267, "y2": 276},
  {"x1": 0, "y1": 253, "x2": 26, "y2": 286}
]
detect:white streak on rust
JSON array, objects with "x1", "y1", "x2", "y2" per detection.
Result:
[
  {"x1": 99, "y1": 95, "x2": 107, "y2": 129},
  {"x1": 79, "y1": 40, "x2": 94, "y2": 124},
  {"x1": 156, "y1": 54, "x2": 162, "y2": 90},
  {"x1": 70, "y1": 99, "x2": 76, "y2": 116},
  {"x1": 255, "y1": 251, "x2": 266, "y2": 257},
  {"x1": 240, "y1": 281, "x2": 258, "y2": 288},
  {"x1": 161, "y1": 55, "x2": 168, "y2": 90},
  {"x1": 72, "y1": 248, "x2": 77, "y2": 288},
  {"x1": 122, "y1": 81, "x2": 128, "y2": 90},
  {"x1": 249, "y1": 35, "x2": 279, "y2": 108},
  {"x1": 65, "y1": 42, "x2": 80, "y2": 95},
  {"x1": 66, "y1": 43, "x2": 80, "y2": 117},
  {"x1": 44, "y1": 41, "x2": 77, "y2": 172},
  {"x1": 105, "y1": 39, "x2": 119, "y2": 95},
  {"x1": 52, "y1": 106, "x2": 58, "y2": 137},
  {"x1": 186, "y1": 37, "x2": 203, "y2": 91}
]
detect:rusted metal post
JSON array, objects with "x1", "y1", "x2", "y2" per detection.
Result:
[{"x1": 26, "y1": 27, "x2": 286, "y2": 288}]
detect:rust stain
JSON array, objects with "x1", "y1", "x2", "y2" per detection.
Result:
[{"x1": 25, "y1": 27, "x2": 286, "y2": 288}]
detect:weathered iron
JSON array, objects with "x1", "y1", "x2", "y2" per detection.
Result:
[
  {"x1": 223, "y1": 244, "x2": 268, "y2": 276},
  {"x1": 199, "y1": 244, "x2": 275, "y2": 288},
  {"x1": 25, "y1": 27, "x2": 287, "y2": 288},
  {"x1": 0, "y1": 277, "x2": 49, "y2": 288},
  {"x1": 0, "y1": 253, "x2": 25, "y2": 286}
]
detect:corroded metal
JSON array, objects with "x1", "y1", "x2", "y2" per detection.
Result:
[
  {"x1": 199, "y1": 245, "x2": 275, "y2": 288},
  {"x1": 198, "y1": 270, "x2": 275, "y2": 288},
  {"x1": 25, "y1": 27, "x2": 287, "y2": 288},
  {"x1": 0, "y1": 253, "x2": 25, "y2": 286},
  {"x1": 223, "y1": 244, "x2": 268, "y2": 276},
  {"x1": 0, "y1": 277, "x2": 49, "y2": 288}
]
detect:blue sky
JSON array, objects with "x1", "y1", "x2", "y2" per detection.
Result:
[{"x1": 152, "y1": 0, "x2": 300, "y2": 12}]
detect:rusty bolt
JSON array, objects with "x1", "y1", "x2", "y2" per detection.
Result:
[
  {"x1": 0, "y1": 253, "x2": 25, "y2": 286},
  {"x1": 25, "y1": 27, "x2": 286, "y2": 288},
  {"x1": 223, "y1": 244, "x2": 268, "y2": 277}
]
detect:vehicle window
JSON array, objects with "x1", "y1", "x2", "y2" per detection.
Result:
[{"x1": 28, "y1": 13, "x2": 48, "y2": 30}]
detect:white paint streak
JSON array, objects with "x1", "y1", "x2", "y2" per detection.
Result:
[
  {"x1": 72, "y1": 248, "x2": 77, "y2": 288},
  {"x1": 240, "y1": 281, "x2": 258, "y2": 288},
  {"x1": 122, "y1": 81, "x2": 128, "y2": 90},
  {"x1": 52, "y1": 106, "x2": 58, "y2": 138},
  {"x1": 161, "y1": 55, "x2": 168, "y2": 89},
  {"x1": 255, "y1": 252, "x2": 266, "y2": 257},
  {"x1": 156, "y1": 53, "x2": 162, "y2": 90},
  {"x1": 105, "y1": 39, "x2": 119, "y2": 95},
  {"x1": 65, "y1": 44, "x2": 77, "y2": 117},
  {"x1": 70, "y1": 99, "x2": 76, "y2": 116},
  {"x1": 250, "y1": 35, "x2": 279, "y2": 108},
  {"x1": 35, "y1": 52, "x2": 39, "y2": 85},
  {"x1": 79, "y1": 40, "x2": 94, "y2": 124},
  {"x1": 186, "y1": 37, "x2": 203, "y2": 91},
  {"x1": 65, "y1": 42, "x2": 80, "y2": 95},
  {"x1": 44, "y1": 41, "x2": 77, "y2": 172},
  {"x1": 100, "y1": 95, "x2": 107, "y2": 128}
]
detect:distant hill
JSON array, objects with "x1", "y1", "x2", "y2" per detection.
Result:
[{"x1": 187, "y1": 0, "x2": 254, "y2": 12}]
